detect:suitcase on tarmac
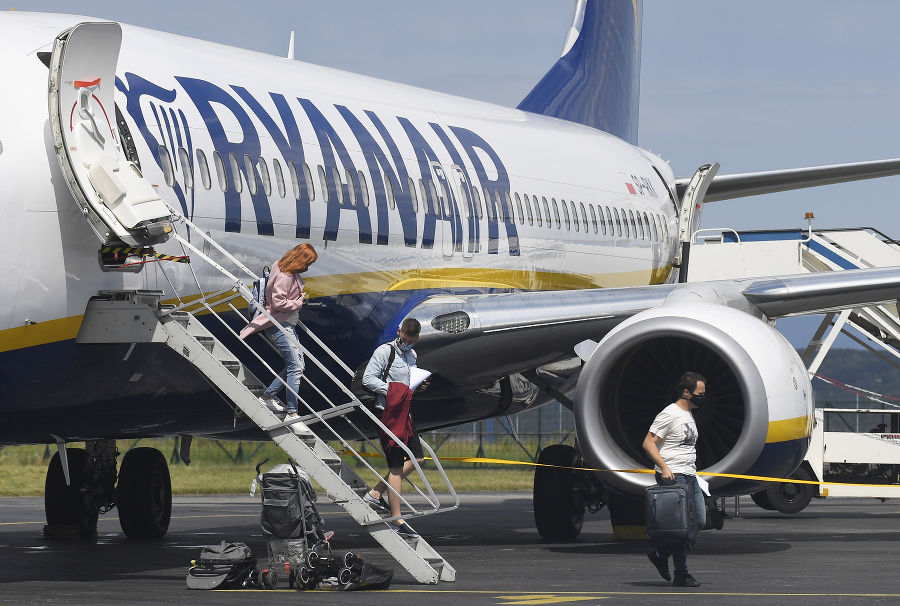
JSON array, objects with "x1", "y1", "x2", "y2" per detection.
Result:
[{"x1": 645, "y1": 482, "x2": 697, "y2": 544}]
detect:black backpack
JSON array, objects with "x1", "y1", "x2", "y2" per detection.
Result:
[
  {"x1": 186, "y1": 541, "x2": 257, "y2": 590},
  {"x1": 349, "y1": 345, "x2": 395, "y2": 407}
]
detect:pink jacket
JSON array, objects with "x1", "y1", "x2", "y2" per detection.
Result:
[{"x1": 239, "y1": 261, "x2": 305, "y2": 339}]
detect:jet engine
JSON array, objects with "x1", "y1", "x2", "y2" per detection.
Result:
[{"x1": 575, "y1": 302, "x2": 813, "y2": 497}]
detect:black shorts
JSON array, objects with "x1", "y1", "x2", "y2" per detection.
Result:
[{"x1": 380, "y1": 426, "x2": 423, "y2": 469}]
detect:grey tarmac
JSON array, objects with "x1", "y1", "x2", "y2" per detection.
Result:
[{"x1": 1, "y1": 492, "x2": 898, "y2": 605}]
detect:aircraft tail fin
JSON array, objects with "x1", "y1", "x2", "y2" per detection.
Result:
[{"x1": 517, "y1": 0, "x2": 642, "y2": 145}]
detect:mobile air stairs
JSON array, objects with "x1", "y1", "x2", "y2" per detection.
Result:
[
  {"x1": 687, "y1": 224, "x2": 900, "y2": 375},
  {"x1": 76, "y1": 207, "x2": 458, "y2": 585}
]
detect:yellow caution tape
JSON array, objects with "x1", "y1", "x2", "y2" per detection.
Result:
[{"x1": 337, "y1": 451, "x2": 898, "y2": 489}]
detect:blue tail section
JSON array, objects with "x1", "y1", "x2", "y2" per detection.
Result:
[{"x1": 517, "y1": 0, "x2": 642, "y2": 145}]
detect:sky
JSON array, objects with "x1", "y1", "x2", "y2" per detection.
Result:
[{"x1": 9, "y1": 0, "x2": 900, "y2": 349}]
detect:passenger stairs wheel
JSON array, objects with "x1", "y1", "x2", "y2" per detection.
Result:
[
  {"x1": 765, "y1": 466, "x2": 814, "y2": 514},
  {"x1": 117, "y1": 447, "x2": 172, "y2": 539},
  {"x1": 533, "y1": 444, "x2": 585, "y2": 540},
  {"x1": 45, "y1": 448, "x2": 99, "y2": 538}
]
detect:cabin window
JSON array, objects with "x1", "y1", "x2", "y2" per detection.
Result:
[
  {"x1": 159, "y1": 145, "x2": 176, "y2": 187},
  {"x1": 358, "y1": 170, "x2": 370, "y2": 207},
  {"x1": 386, "y1": 173, "x2": 396, "y2": 210},
  {"x1": 299, "y1": 163, "x2": 312, "y2": 201},
  {"x1": 243, "y1": 155, "x2": 258, "y2": 195},
  {"x1": 472, "y1": 186, "x2": 483, "y2": 219},
  {"x1": 258, "y1": 157, "x2": 271, "y2": 196},
  {"x1": 612, "y1": 207, "x2": 622, "y2": 237},
  {"x1": 177, "y1": 147, "x2": 193, "y2": 189},
  {"x1": 408, "y1": 177, "x2": 419, "y2": 213},
  {"x1": 482, "y1": 187, "x2": 494, "y2": 221},
  {"x1": 649, "y1": 213, "x2": 658, "y2": 241},
  {"x1": 458, "y1": 182, "x2": 472, "y2": 218},
  {"x1": 551, "y1": 198, "x2": 561, "y2": 229},
  {"x1": 589, "y1": 204, "x2": 597, "y2": 234},
  {"x1": 542, "y1": 197, "x2": 551, "y2": 228},
  {"x1": 343, "y1": 169, "x2": 356, "y2": 206},
  {"x1": 273, "y1": 159, "x2": 285, "y2": 198},
  {"x1": 287, "y1": 161, "x2": 300, "y2": 199},
  {"x1": 318, "y1": 165, "x2": 328, "y2": 202},
  {"x1": 561, "y1": 200, "x2": 572, "y2": 231},
  {"x1": 531, "y1": 195, "x2": 540, "y2": 227},
  {"x1": 641, "y1": 212, "x2": 650, "y2": 240},
  {"x1": 229, "y1": 152, "x2": 243, "y2": 193},
  {"x1": 524, "y1": 194, "x2": 534, "y2": 225},
  {"x1": 331, "y1": 167, "x2": 345, "y2": 205},
  {"x1": 430, "y1": 181, "x2": 441, "y2": 216},
  {"x1": 628, "y1": 210, "x2": 637, "y2": 239},
  {"x1": 580, "y1": 202, "x2": 589, "y2": 233},
  {"x1": 213, "y1": 151, "x2": 227, "y2": 192},
  {"x1": 495, "y1": 190, "x2": 506, "y2": 222},
  {"x1": 196, "y1": 149, "x2": 211, "y2": 190}
]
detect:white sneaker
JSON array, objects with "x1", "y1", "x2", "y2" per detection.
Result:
[
  {"x1": 284, "y1": 412, "x2": 312, "y2": 434},
  {"x1": 258, "y1": 396, "x2": 284, "y2": 413}
]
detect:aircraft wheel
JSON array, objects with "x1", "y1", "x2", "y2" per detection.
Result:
[
  {"x1": 117, "y1": 447, "x2": 172, "y2": 538},
  {"x1": 533, "y1": 444, "x2": 585, "y2": 540},
  {"x1": 45, "y1": 448, "x2": 99, "y2": 538},
  {"x1": 750, "y1": 490, "x2": 775, "y2": 510},
  {"x1": 766, "y1": 467, "x2": 814, "y2": 514}
]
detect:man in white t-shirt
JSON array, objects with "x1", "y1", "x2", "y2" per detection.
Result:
[{"x1": 642, "y1": 371, "x2": 708, "y2": 588}]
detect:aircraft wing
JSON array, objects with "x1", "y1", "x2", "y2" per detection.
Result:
[
  {"x1": 674, "y1": 158, "x2": 900, "y2": 202},
  {"x1": 412, "y1": 266, "x2": 900, "y2": 387}
]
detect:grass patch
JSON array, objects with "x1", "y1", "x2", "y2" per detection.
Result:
[{"x1": 0, "y1": 439, "x2": 540, "y2": 497}]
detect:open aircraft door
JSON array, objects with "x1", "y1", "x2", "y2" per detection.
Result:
[{"x1": 49, "y1": 22, "x2": 173, "y2": 247}]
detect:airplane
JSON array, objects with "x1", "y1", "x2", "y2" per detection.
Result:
[{"x1": 3, "y1": 0, "x2": 900, "y2": 547}]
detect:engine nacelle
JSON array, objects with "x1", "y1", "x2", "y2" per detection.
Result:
[{"x1": 575, "y1": 302, "x2": 813, "y2": 497}]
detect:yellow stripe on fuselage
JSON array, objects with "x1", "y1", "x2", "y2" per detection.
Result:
[
  {"x1": 0, "y1": 316, "x2": 83, "y2": 353},
  {"x1": 766, "y1": 415, "x2": 813, "y2": 443},
  {"x1": 0, "y1": 264, "x2": 673, "y2": 353}
]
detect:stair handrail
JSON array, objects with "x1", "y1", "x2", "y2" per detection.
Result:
[{"x1": 158, "y1": 209, "x2": 459, "y2": 518}]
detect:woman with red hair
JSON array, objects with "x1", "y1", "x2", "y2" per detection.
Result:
[{"x1": 240, "y1": 243, "x2": 318, "y2": 432}]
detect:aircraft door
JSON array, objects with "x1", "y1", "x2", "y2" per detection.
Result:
[{"x1": 49, "y1": 22, "x2": 173, "y2": 247}]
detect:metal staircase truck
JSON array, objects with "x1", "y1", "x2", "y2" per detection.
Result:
[{"x1": 76, "y1": 207, "x2": 459, "y2": 584}]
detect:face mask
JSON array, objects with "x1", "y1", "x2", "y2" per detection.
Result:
[
  {"x1": 690, "y1": 393, "x2": 706, "y2": 408},
  {"x1": 396, "y1": 338, "x2": 414, "y2": 353}
]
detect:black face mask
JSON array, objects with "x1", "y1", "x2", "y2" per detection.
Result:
[{"x1": 690, "y1": 393, "x2": 706, "y2": 408}]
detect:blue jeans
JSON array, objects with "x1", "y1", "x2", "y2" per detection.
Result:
[
  {"x1": 654, "y1": 473, "x2": 706, "y2": 577},
  {"x1": 263, "y1": 324, "x2": 304, "y2": 414}
]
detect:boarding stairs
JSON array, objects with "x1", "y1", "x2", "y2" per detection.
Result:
[
  {"x1": 76, "y1": 208, "x2": 458, "y2": 584},
  {"x1": 687, "y1": 226, "x2": 900, "y2": 374}
]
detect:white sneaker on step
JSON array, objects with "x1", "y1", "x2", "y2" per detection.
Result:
[
  {"x1": 284, "y1": 412, "x2": 312, "y2": 434},
  {"x1": 258, "y1": 396, "x2": 284, "y2": 413}
]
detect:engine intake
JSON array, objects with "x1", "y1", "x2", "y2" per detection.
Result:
[{"x1": 575, "y1": 303, "x2": 811, "y2": 497}]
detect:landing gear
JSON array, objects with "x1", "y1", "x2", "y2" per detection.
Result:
[
  {"x1": 750, "y1": 466, "x2": 814, "y2": 514},
  {"x1": 763, "y1": 467, "x2": 814, "y2": 514},
  {"x1": 44, "y1": 448, "x2": 99, "y2": 538},
  {"x1": 117, "y1": 447, "x2": 172, "y2": 538},
  {"x1": 533, "y1": 444, "x2": 587, "y2": 540}
]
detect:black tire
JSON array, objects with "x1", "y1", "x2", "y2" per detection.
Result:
[
  {"x1": 533, "y1": 444, "x2": 585, "y2": 540},
  {"x1": 117, "y1": 447, "x2": 172, "y2": 539},
  {"x1": 750, "y1": 490, "x2": 776, "y2": 510},
  {"x1": 766, "y1": 467, "x2": 814, "y2": 514},
  {"x1": 264, "y1": 568, "x2": 279, "y2": 589},
  {"x1": 44, "y1": 448, "x2": 98, "y2": 538}
]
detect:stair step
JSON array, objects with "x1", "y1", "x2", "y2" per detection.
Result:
[
  {"x1": 196, "y1": 336, "x2": 214, "y2": 352},
  {"x1": 220, "y1": 360, "x2": 240, "y2": 376}
]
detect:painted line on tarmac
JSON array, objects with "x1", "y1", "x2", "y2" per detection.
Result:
[{"x1": 219, "y1": 589, "x2": 900, "y2": 600}]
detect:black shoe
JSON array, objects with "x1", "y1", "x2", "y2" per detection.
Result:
[
  {"x1": 647, "y1": 549, "x2": 671, "y2": 581},
  {"x1": 673, "y1": 574, "x2": 700, "y2": 587}
]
